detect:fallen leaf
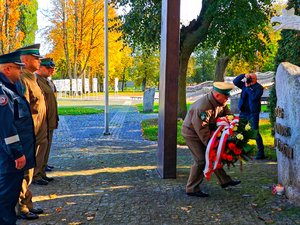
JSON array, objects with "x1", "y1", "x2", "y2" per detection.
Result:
[
  {"x1": 252, "y1": 203, "x2": 258, "y2": 207},
  {"x1": 87, "y1": 217, "x2": 94, "y2": 221},
  {"x1": 56, "y1": 207, "x2": 62, "y2": 212},
  {"x1": 62, "y1": 219, "x2": 66, "y2": 221},
  {"x1": 94, "y1": 184, "x2": 97, "y2": 186},
  {"x1": 102, "y1": 182, "x2": 107, "y2": 184},
  {"x1": 271, "y1": 211, "x2": 275, "y2": 213},
  {"x1": 277, "y1": 208, "x2": 282, "y2": 211},
  {"x1": 270, "y1": 220, "x2": 274, "y2": 222},
  {"x1": 145, "y1": 174, "x2": 149, "y2": 176},
  {"x1": 166, "y1": 188, "x2": 170, "y2": 190}
]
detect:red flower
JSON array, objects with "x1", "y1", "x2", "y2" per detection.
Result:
[
  {"x1": 216, "y1": 164, "x2": 223, "y2": 169},
  {"x1": 234, "y1": 148, "x2": 242, "y2": 155},
  {"x1": 227, "y1": 155, "x2": 233, "y2": 161},
  {"x1": 228, "y1": 143, "x2": 236, "y2": 150},
  {"x1": 222, "y1": 153, "x2": 227, "y2": 160}
]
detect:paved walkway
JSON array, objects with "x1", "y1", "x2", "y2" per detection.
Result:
[{"x1": 17, "y1": 102, "x2": 300, "y2": 225}]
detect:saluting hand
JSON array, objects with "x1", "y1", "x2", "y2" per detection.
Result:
[{"x1": 15, "y1": 155, "x2": 26, "y2": 170}]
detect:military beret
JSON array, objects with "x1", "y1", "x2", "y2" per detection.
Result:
[
  {"x1": 40, "y1": 57, "x2": 56, "y2": 68},
  {"x1": 0, "y1": 50, "x2": 25, "y2": 66},
  {"x1": 17, "y1": 44, "x2": 43, "y2": 58},
  {"x1": 213, "y1": 82, "x2": 234, "y2": 96}
]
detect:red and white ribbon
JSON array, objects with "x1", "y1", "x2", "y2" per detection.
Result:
[{"x1": 204, "y1": 116, "x2": 239, "y2": 181}]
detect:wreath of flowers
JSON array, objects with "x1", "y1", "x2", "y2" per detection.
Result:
[{"x1": 203, "y1": 115, "x2": 257, "y2": 181}]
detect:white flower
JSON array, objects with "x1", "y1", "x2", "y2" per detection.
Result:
[
  {"x1": 237, "y1": 133, "x2": 244, "y2": 140},
  {"x1": 245, "y1": 124, "x2": 251, "y2": 131},
  {"x1": 227, "y1": 115, "x2": 234, "y2": 122}
]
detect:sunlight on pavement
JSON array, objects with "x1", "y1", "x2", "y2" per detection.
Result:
[
  {"x1": 49, "y1": 166, "x2": 157, "y2": 177},
  {"x1": 33, "y1": 193, "x2": 96, "y2": 202}
]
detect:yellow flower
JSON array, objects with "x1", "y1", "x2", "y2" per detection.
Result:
[
  {"x1": 232, "y1": 126, "x2": 238, "y2": 131},
  {"x1": 227, "y1": 115, "x2": 234, "y2": 122},
  {"x1": 245, "y1": 124, "x2": 251, "y2": 131},
  {"x1": 237, "y1": 134, "x2": 244, "y2": 140},
  {"x1": 217, "y1": 132, "x2": 222, "y2": 137}
]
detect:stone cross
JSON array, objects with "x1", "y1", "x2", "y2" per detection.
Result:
[
  {"x1": 157, "y1": 0, "x2": 180, "y2": 178},
  {"x1": 271, "y1": 8, "x2": 300, "y2": 32}
]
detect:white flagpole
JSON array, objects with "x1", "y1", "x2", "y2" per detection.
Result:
[{"x1": 104, "y1": 0, "x2": 110, "y2": 135}]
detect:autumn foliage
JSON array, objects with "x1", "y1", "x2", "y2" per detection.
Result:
[
  {"x1": 44, "y1": 0, "x2": 132, "y2": 84},
  {"x1": 0, "y1": 0, "x2": 33, "y2": 54}
]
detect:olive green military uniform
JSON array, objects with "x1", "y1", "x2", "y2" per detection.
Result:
[
  {"x1": 18, "y1": 69, "x2": 47, "y2": 215},
  {"x1": 36, "y1": 75, "x2": 59, "y2": 178},
  {"x1": 182, "y1": 92, "x2": 232, "y2": 193}
]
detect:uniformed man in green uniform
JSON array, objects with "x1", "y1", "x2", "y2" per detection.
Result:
[
  {"x1": 182, "y1": 82, "x2": 241, "y2": 197},
  {"x1": 35, "y1": 58, "x2": 58, "y2": 180},
  {"x1": 17, "y1": 44, "x2": 45, "y2": 220}
]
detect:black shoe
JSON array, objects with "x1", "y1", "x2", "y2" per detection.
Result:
[
  {"x1": 47, "y1": 164, "x2": 54, "y2": 169},
  {"x1": 187, "y1": 190, "x2": 209, "y2": 197},
  {"x1": 45, "y1": 166, "x2": 52, "y2": 172},
  {"x1": 42, "y1": 176, "x2": 54, "y2": 182},
  {"x1": 33, "y1": 179, "x2": 48, "y2": 185},
  {"x1": 29, "y1": 208, "x2": 44, "y2": 214},
  {"x1": 255, "y1": 154, "x2": 265, "y2": 159},
  {"x1": 221, "y1": 180, "x2": 241, "y2": 189},
  {"x1": 18, "y1": 211, "x2": 39, "y2": 220}
]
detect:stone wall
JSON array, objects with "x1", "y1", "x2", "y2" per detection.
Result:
[{"x1": 275, "y1": 62, "x2": 300, "y2": 206}]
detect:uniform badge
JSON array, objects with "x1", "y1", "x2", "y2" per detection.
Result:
[
  {"x1": 199, "y1": 112, "x2": 207, "y2": 121},
  {"x1": 0, "y1": 95, "x2": 8, "y2": 106}
]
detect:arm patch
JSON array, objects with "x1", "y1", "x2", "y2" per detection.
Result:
[{"x1": 199, "y1": 112, "x2": 207, "y2": 121}]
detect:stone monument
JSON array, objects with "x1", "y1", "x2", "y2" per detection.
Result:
[
  {"x1": 271, "y1": 8, "x2": 300, "y2": 206},
  {"x1": 143, "y1": 88, "x2": 155, "y2": 112},
  {"x1": 274, "y1": 62, "x2": 300, "y2": 206}
]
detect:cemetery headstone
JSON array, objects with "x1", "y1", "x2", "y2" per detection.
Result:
[{"x1": 143, "y1": 88, "x2": 155, "y2": 112}]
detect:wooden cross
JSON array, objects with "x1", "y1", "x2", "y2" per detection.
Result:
[{"x1": 157, "y1": 0, "x2": 180, "y2": 178}]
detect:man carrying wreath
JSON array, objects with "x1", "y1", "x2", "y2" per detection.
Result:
[{"x1": 182, "y1": 82, "x2": 241, "y2": 197}]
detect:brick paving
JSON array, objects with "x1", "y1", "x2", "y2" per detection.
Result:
[{"x1": 17, "y1": 100, "x2": 300, "y2": 225}]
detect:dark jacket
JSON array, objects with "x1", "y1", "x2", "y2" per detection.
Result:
[
  {"x1": 233, "y1": 74, "x2": 264, "y2": 114},
  {"x1": 0, "y1": 73, "x2": 36, "y2": 174}
]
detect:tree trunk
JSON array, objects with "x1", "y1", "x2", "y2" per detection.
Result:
[
  {"x1": 62, "y1": 0, "x2": 72, "y2": 79},
  {"x1": 214, "y1": 56, "x2": 230, "y2": 81},
  {"x1": 142, "y1": 76, "x2": 147, "y2": 92},
  {"x1": 177, "y1": 0, "x2": 215, "y2": 119},
  {"x1": 122, "y1": 71, "x2": 125, "y2": 92},
  {"x1": 73, "y1": 0, "x2": 78, "y2": 79}
]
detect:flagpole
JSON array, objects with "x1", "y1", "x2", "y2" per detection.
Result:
[{"x1": 104, "y1": 0, "x2": 110, "y2": 135}]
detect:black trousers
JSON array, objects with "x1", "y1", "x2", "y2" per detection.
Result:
[{"x1": 0, "y1": 171, "x2": 24, "y2": 225}]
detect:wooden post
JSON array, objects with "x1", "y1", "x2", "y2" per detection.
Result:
[{"x1": 157, "y1": 0, "x2": 180, "y2": 179}]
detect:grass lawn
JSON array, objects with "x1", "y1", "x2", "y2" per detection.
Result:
[
  {"x1": 141, "y1": 118, "x2": 276, "y2": 160},
  {"x1": 58, "y1": 107, "x2": 104, "y2": 115},
  {"x1": 137, "y1": 102, "x2": 194, "y2": 113}
]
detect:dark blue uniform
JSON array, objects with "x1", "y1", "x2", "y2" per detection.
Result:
[{"x1": 0, "y1": 73, "x2": 35, "y2": 225}]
